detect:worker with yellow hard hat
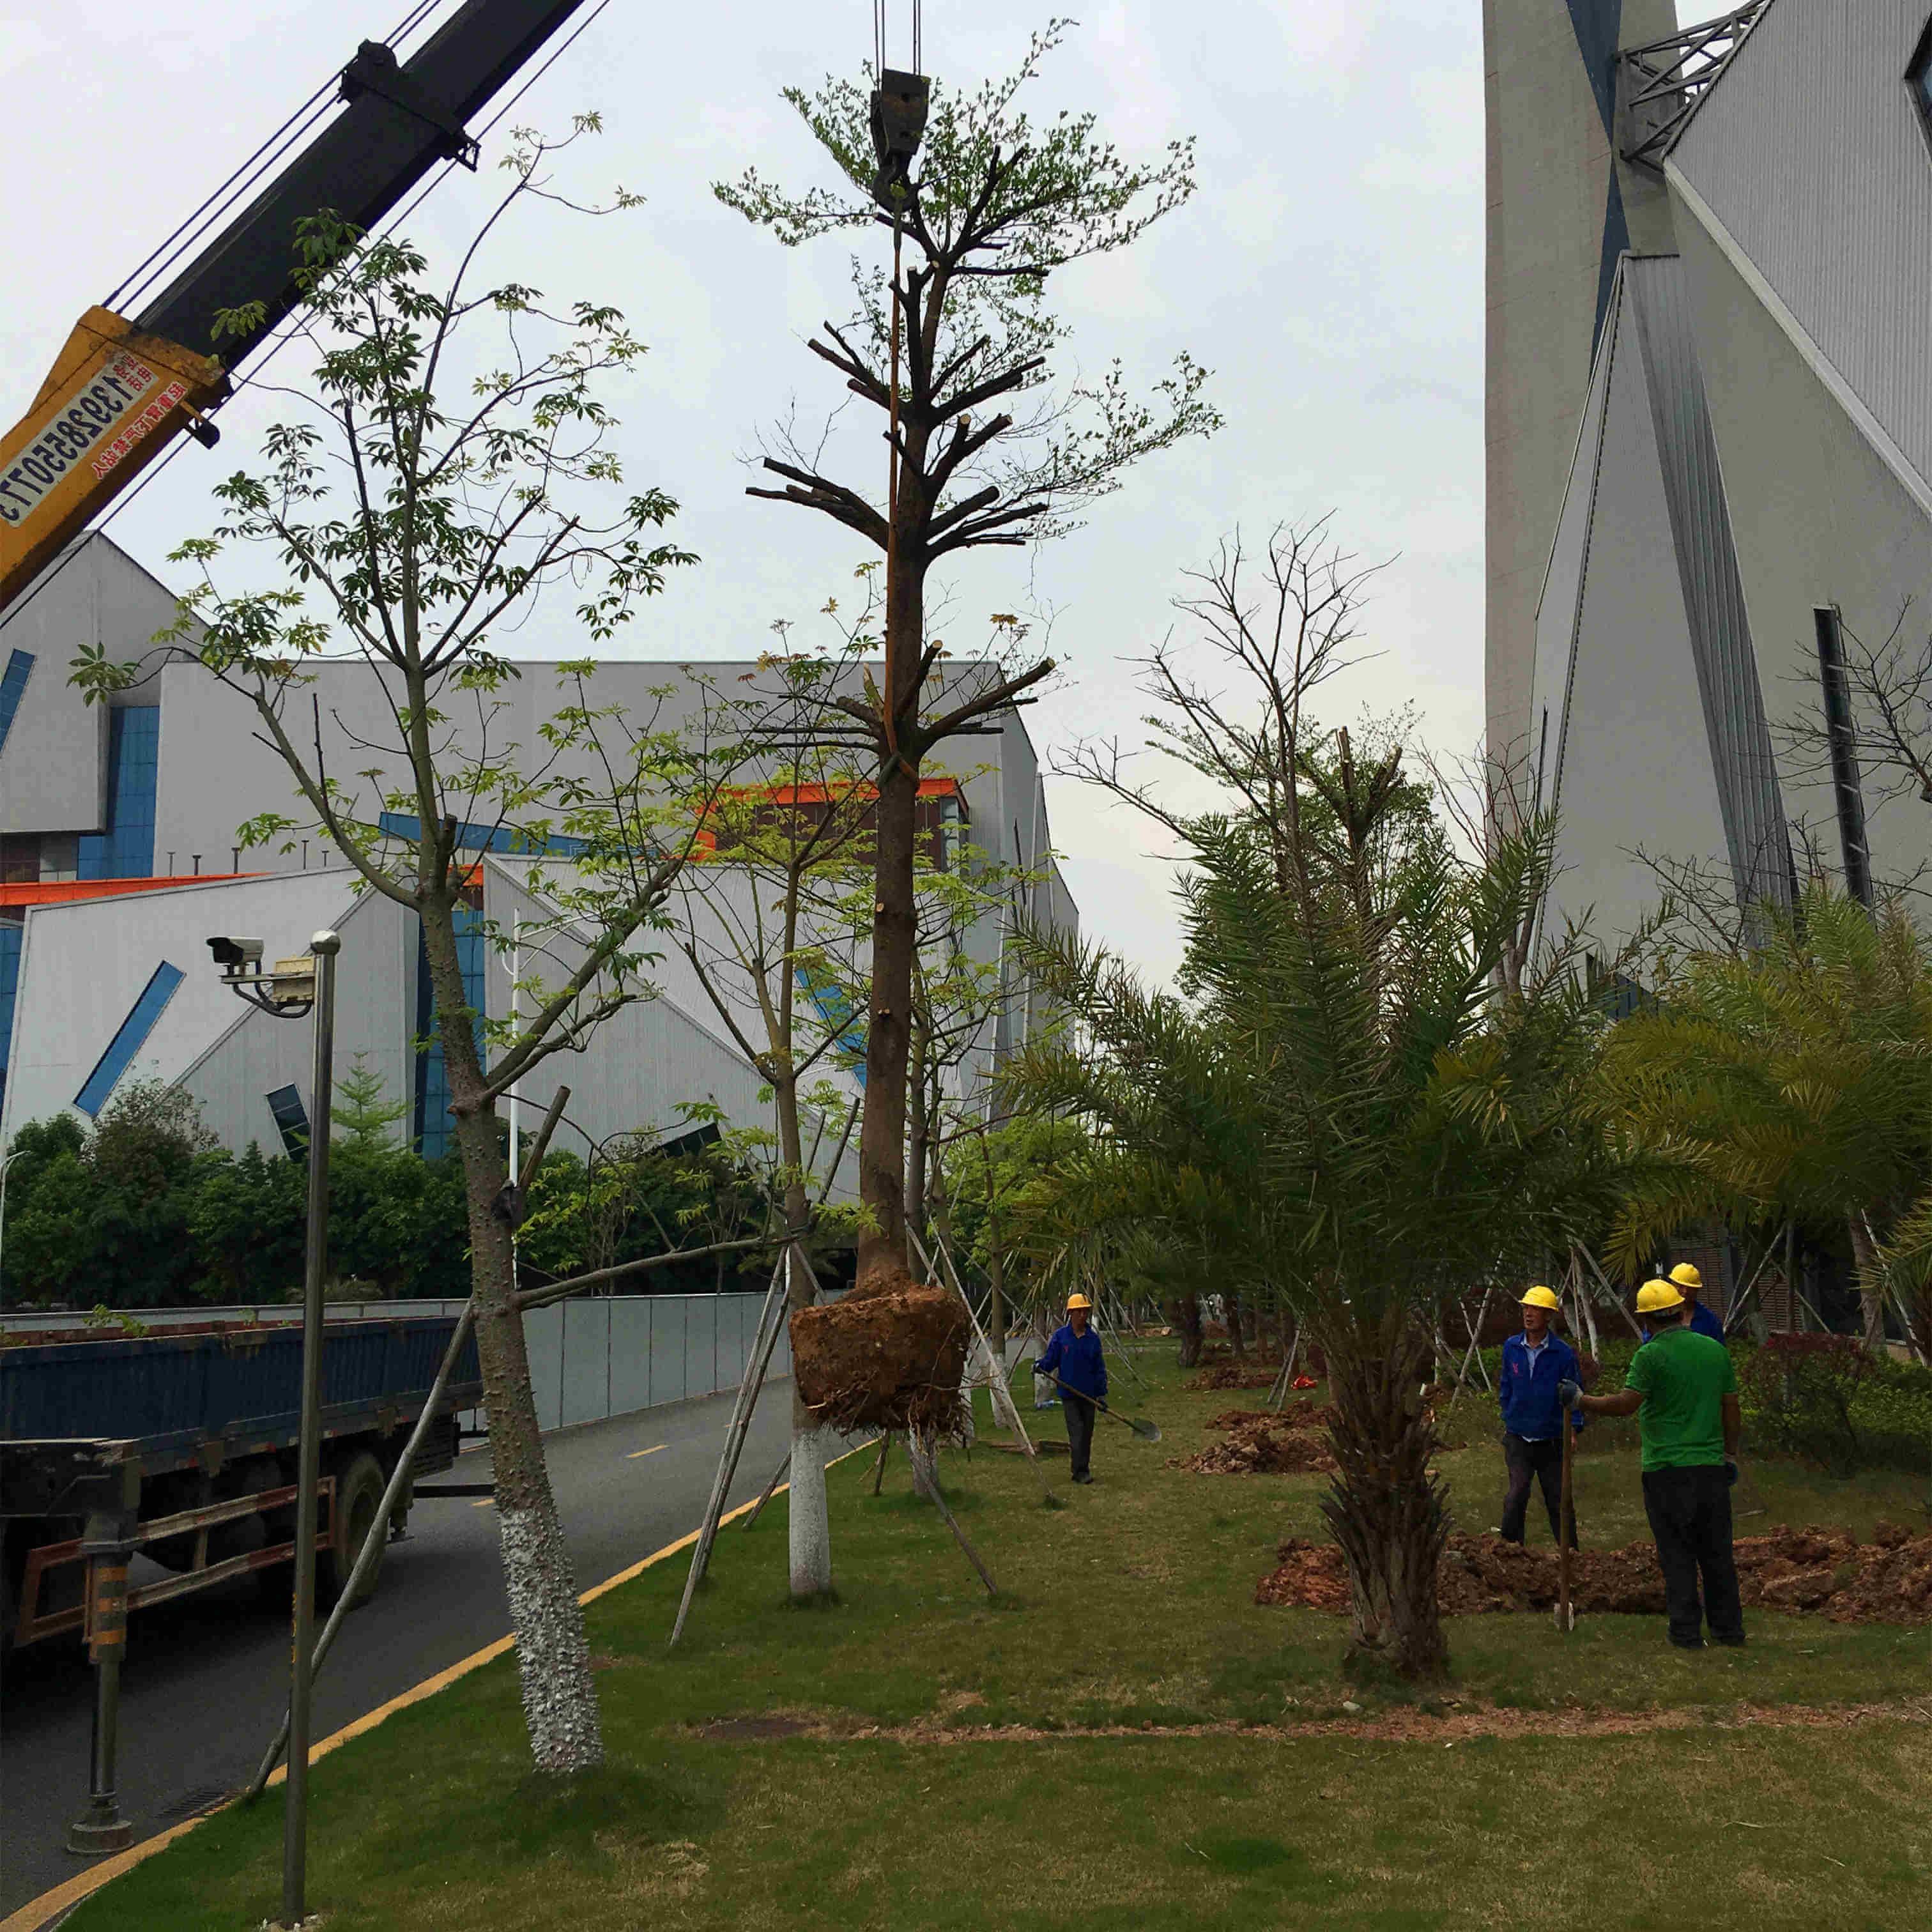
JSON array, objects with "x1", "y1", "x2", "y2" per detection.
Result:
[
  {"x1": 1565, "y1": 1276, "x2": 1744, "y2": 1648},
  {"x1": 1496, "y1": 1284, "x2": 1583, "y2": 1549},
  {"x1": 1033, "y1": 1292, "x2": 1107, "y2": 1485},
  {"x1": 1641, "y1": 1261, "x2": 1727, "y2": 1345}
]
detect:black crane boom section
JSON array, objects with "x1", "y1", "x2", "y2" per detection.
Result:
[{"x1": 135, "y1": 0, "x2": 592, "y2": 367}]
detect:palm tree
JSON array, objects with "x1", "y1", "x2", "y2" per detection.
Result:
[{"x1": 1004, "y1": 523, "x2": 1620, "y2": 1680}]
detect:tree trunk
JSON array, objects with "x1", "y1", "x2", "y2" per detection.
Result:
[
  {"x1": 1848, "y1": 1211, "x2": 1889, "y2": 1351},
  {"x1": 1165, "y1": 1294, "x2": 1203, "y2": 1368},
  {"x1": 430, "y1": 902, "x2": 601, "y2": 1770},
  {"x1": 905, "y1": 1012, "x2": 930, "y2": 1271},
  {"x1": 1318, "y1": 1308, "x2": 1448, "y2": 1683},
  {"x1": 857, "y1": 742, "x2": 921, "y2": 1279},
  {"x1": 774, "y1": 1075, "x2": 833, "y2": 1598},
  {"x1": 1226, "y1": 1294, "x2": 1246, "y2": 1360},
  {"x1": 854, "y1": 444, "x2": 928, "y2": 1283}
]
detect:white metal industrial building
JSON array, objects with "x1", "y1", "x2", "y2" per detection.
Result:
[{"x1": 0, "y1": 534, "x2": 1075, "y2": 1165}]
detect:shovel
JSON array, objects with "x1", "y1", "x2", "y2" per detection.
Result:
[
  {"x1": 1555, "y1": 1418, "x2": 1577, "y2": 1632},
  {"x1": 1031, "y1": 1367, "x2": 1163, "y2": 1443}
]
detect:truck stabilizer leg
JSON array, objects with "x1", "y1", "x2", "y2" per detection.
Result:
[{"x1": 67, "y1": 1513, "x2": 136, "y2": 1855}]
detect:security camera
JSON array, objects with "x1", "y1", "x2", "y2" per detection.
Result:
[{"x1": 207, "y1": 936, "x2": 264, "y2": 971}]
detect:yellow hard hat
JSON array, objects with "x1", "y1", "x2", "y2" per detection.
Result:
[
  {"x1": 1065, "y1": 1293, "x2": 1092, "y2": 1311},
  {"x1": 1520, "y1": 1285, "x2": 1561, "y2": 1312},
  {"x1": 1668, "y1": 1262, "x2": 1703, "y2": 1292},
  {"x1": 1636, "y1": 1278, "x2": 1685, "y2": 1315}
]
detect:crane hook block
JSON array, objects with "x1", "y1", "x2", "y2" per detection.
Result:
[{"x1": 870, "y1": 69, "x2": 930, "y2": 213}]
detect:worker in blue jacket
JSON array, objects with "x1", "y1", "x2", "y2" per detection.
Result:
[
  {"x1": 1497, "y1": 1285, "x2": 1582, "y2": 1549},
  {"x1": 1641, "y1": 1262, "x2": 1726, "y2": 1345},
  {"x1": 1035, "y1": 1293, "x2": 1108, "y2": 1485}
]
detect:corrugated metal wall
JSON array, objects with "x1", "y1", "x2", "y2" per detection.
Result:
[{"x1": 1669, "y1": 0, "x2": 1932, "y2": 498}]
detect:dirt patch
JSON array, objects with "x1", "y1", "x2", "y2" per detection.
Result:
[
  {"x1": 1255, "y1": 1522, "x2": 1932, "y2": 1627},
  {"x1": 1176, "y1": 1402, "x2": 1338, "y2": 1475},
  {"x1": 791, "y1": 1286, "x2": 969, "y2": 1436},
  {"x1": 694, "y1": 1700, "x2": 1931, "y2": 1747},
  {"x1": 693, "y1": 1714, "x2": 815, "y2": 1741}
]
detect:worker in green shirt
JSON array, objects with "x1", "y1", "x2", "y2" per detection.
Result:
[{"x1": 1561, "y1": 1276, "x2": 1744, "y2": 1649}]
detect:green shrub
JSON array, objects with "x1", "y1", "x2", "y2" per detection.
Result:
[{"x1": 1735, "y1": 1334, "x2": 1932, "y2": 1477}]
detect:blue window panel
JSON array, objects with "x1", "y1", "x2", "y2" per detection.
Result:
[
  {"x1": 77, "y1": 707, "x2": 160, "y2": 880},
  {"x1": 378, "y1": 809, "x2": 586, "y2": 859},
  {"x1": 0, "y1": 650, "x2": 34, "y2": 758},
  {"x1": 413, "y1": 908, "x2": 487, "y2": 1158},
  {"x1": 75, "y1": 961, "x2": 184, "y2": 1117},
  {"x1": 266, "y1": 1083, "x2": 310, "y2": 1160},
  {"x1": 0, "y1": 923, "x2": 22, "y2": 1110},
  {"x1": 795, "y1": 967, "x2": 866, "y2": 1085}
]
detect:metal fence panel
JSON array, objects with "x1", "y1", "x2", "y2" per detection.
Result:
[
  {"x1": 558, "y1": 1298, "x2": 610, "y2": 1428},
  {"x1": 684, "y1": 1295, "x2": 716, "y2": 1399},
  {"x1": 648, "y1": 1296, "x2": 687, "y2": 1407},
  {"x1": 609, "y1": 1298, "x2": 653, "y2": 1416},
  {"x1": 521, "y1": 1305, "x2": 564, "y2": 1432},
  {"x1": 716, "y1": 1289, "x2": 747, "y2": 1395}
]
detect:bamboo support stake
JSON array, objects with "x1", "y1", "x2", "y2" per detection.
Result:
[
  {"x1": 670, "y1": 1252, "x2": 791, "y2": 1646},
  {"x1": 907, "y1": 1436, "x2": 997, "y2": 1596},
  {"x1": 743, "y1": 1451, "x2": 791, "y2": 1529}
]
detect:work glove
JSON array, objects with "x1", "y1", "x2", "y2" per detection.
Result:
[
  {"x1": 1725, "y1": 1459, "x2": 1740, "y2": 1487},
  {"x1": 1557, "y1": 1379, "x2": 1581, "y2": 1410}
]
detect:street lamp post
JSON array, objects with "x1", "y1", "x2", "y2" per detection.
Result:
[{"x1": 209, "y1": 926, "x2": 339, "y2": 1930}]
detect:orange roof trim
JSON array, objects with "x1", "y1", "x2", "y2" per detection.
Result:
[{"x1": 0, "y1": 873, "x2": 259, "y2": 908}]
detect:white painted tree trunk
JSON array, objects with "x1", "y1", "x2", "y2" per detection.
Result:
[
  {"x1": 788, "y1": 1420, "x2": 834, "y2": 1597},
  {"x1": 497, "y1": 1497, "x2": 602, "y2": 1771}
]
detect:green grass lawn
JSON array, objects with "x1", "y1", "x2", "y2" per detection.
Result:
[{"x1": 68, "y1": 1346, "x2": 1932, "y2": 1931}]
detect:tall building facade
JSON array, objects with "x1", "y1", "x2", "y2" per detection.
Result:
[
  {"x1": 1522, "y1": 1, "x2": 1932, "y2": 946},
  {"x1": 1484, "y1": 0, "x2": 1678, "y2": 765}
]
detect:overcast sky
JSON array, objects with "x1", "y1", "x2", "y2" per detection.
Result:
[{"x1": 3, "y1": 0, "x2": 1530, "y2": 983}]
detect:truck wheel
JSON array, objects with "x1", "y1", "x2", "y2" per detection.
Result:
[{"x1": 320, "y1": 1453, "x2": 388, "y2": 1611}]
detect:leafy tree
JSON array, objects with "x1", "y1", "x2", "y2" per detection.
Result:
[
  {"x1": 668, "y1": 640, "x2": 882, "y2": 1598},
  {"x1": 1601, "y1": 883, "x2": 1932, "y2": 1351},
  {"x1": 186, "y1": 1142, "x2": 306, "y2": 1300},
  {"x1": 73, "y1": 126, "x2": 753, "y2": 1775},
  {"x1": 939, "y1": 1110, "x2": 1089, "y2": 1351},
  {"x1": 717, "y1": 22, "x2": 1218, "y2": 1282},
  {"x1": 335, "y1": 1054, "x2": 411, "y2": 1151}
]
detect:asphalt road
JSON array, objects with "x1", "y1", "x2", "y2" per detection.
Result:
[{"x1": 0, "y1": 1381, "x2": 811, "y2": 1917}]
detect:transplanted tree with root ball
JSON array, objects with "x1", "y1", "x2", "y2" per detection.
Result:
[{"x1": 716, "y1": 20, "x2": 1218, "y2": 1285}]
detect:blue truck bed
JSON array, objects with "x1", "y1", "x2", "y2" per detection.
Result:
[{"x1": 1, "y1": 1317, "x2": 484, "y2": 1503}]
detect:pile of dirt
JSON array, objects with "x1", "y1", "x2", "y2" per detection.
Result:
[
  {"x1": 790, "y1": 1285, "x2": 969, "y2": 1436},
  {"x1": 1255, "y1": 1521, "x2": 1932, "y2": 1625},
  {"x1": 1176, "y1": 1400, "x2": 1338, "y2": 1475},
  {"x1": 1183, "y1": 1364, "x2": 1284, "y2": 1391}
]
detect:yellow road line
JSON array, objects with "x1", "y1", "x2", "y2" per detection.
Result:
[
  {"x1": 1, "y1": 1438, "x2": 868, "y2": 1932},
  {"x1": 625, "y1": 1445, "x2": 666, "y2": 1460},
  {"x1": 471, "y1": 1498, "x2": 494, "y2": 1508}
]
